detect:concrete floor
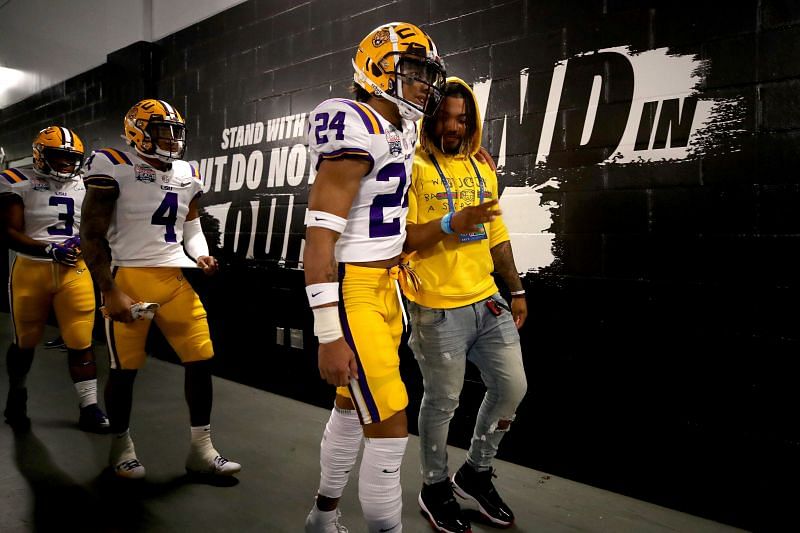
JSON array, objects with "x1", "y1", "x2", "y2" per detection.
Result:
[{"x1": 0, "y1": 315, "x2": 746, "y2": 532}]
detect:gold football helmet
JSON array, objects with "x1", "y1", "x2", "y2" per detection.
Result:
[
  {"x1": 353, "y1": 22, "x2": 446, "y2": 120},
  {"x1": 124, "y1": 99, "x2": 186, "y2": 162},
  {"x1": 31, "y1": 126, "x2": 85, "y2": 181}
]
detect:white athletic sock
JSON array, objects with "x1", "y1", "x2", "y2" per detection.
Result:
[
  {"x1": 109, "y1": 428, "x2": 145, "y2": 479},
  {"x1": 190, "y1": 424, "x2": 217, "y2": 458},
  {"x1": 359, "y1": 436, "x2": 407, "y2": 533},
  {"x1": 74, "y1": 379, "x2": 97, "y2": 408},
  {"x1": 318, "y1": 406, "x2": 363, "y2": 500},
  {"x1": 110, "y1": 428, "x2": 136, "y2": 463}
]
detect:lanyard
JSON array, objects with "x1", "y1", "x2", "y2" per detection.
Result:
[{"x1": 429, "y1": 153, "x2": 485, "y2": 213}]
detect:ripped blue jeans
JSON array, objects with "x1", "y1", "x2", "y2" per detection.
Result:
[{"x1": 408, "y1": 293, "x2": 527, "y2": 485}]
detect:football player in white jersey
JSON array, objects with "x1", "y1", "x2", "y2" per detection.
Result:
[
  {"x1": 303, "y1": 22, "x2": 445, "y2": 533},
  {"x1": 80, "y1": 99, "x2": 240, "y2": 480},
  {"x1": 1, "y1": 126, "x2": 110, "y2": 433}
]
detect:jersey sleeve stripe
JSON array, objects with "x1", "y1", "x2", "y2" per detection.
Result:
[
  {"x1": 1, "y1": 170, "x2": 19, "y2": 183},
  {"x1": 84, "y1": 174, "x2": 119, "y2": 189},
  {"x1": 358, "y1": 104, "x2": 385, "y2": 134},
  {"x1": 107, "y1": 148, "x2": 133, "y2": 165},
  {"x1": 340, "y1": 100, "x2": 377, "y2": 134},
  {"x1": 98, "y1": 149, "x2": 132, "y2": 166},
  {"x1": 317, "y1": 148, "x2": 375, "y2": 172},
  {"x1": 4, "y1": 169, "x2": 26, "y2": 183},
  {"x1": 117, "y1": 150, "x2": 133, "y2": 165},
  {"x1": 97, "y1": 149, "x2": 123, "y2": 165}
]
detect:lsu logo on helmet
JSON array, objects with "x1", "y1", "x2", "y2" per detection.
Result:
[
  {"x1": 32, "y1": 126, "x2": 85, "y2": 181},
  {"x1": 124, "y1": 99, "x2": 187, "y2": 163},
  {"x1": 353, "y1": 22, "x2": 446, "y2": 121}
]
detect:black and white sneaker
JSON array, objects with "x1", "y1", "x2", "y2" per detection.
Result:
[
  {"x1": 452, "y1": 463, "x2": 514, "y2": 528},
  {"x1": 79, "y1": 403, "x2": 111, "y2": 433},
  {"x1": 186, "y1": 450, "x2": 242, "y2": 476},
  {"x1": 44, "y1": 336, "x2": 66, "y2": 350},
  {"x1": 418, "y1": 479, "x2": 471, "y2": 533},
  {"x1": 113, "y1": 457, "x2": 146, "y2": 479}
]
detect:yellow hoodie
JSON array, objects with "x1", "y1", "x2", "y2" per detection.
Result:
[{"x1": 406, "y1": 77, "x2": 510, "y2": 309}]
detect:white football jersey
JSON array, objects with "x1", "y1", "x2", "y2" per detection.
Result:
[
  {"x1": 83, "y1": 148, "x2": 203, "y2": 267},
  {"x1": 0, "y1": 167, "x2": 85, "y2": 262},
  {"x1": 307, "y1": 98, "x2": 417, "y2": 263}
]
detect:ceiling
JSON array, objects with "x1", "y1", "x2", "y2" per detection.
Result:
[{"x1": 0, "y1": 0, "x2": 248, "y2": 108}]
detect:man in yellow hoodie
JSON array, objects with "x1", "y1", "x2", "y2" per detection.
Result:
[{"x1": 405, "y1": 78, "x2": 528, "y2": 532}]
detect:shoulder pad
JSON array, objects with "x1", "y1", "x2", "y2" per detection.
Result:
[
  {"x1": 170, "y1": 160, "x2": 201, "y2": 182},
  {"x1": 83, "y1": 150, "x2": 119, "y2": 189},
  {"x1": 322, "y1": 98, "x2": 386, "y2": 134},
  {"x1": 308, "y1": 99, "x2": 384, "y2": 160}
]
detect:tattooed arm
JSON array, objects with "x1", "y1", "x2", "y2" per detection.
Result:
[
  {"x1": 491, "y1": 240, "x2": 527, "y2": 329},
  {"x1": 80, "y1": 185, "x2": 135, "y2": 323},
  {"x1": 0, "y1": 195, "x2": 51, "y2": 256},
  {"x1": 304, "y1": 157, "x2": 367, "y2": 387}
]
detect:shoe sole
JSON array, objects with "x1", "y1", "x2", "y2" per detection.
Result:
[
  {"x1": 112, "y1": 468, "x2": 146, "y2": 480},
  {"x1": 79, "y1": 423, "x2": 111, "y2": 434},
  {"x1": 451, "y1": 475, "x2": 513, "y2": 528},
  {"x1": 4, "y1": 417, "x2": 31, "y2": 431},
  {"x1": 418, "y1": 493, "x2": 472, "y2": 533},
  {"x1": 185, "y1": 466, "x2": 241, "y2": 477}
]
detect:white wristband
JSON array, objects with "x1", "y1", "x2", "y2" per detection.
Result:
[
  {"x1": 313, "y1": 306, "x2": 343, "y2": 344},
  {"x1": 306, "y1": 210, "x2": 347, "y2": 233},
  {"x1": 306, "y1": 282, "x2": 340, "y2": 307}
]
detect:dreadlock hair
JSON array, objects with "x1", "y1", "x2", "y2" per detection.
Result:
[
  {"x1": 352, "y1": 82, "x2": 372, "y2": 103},
  {"x1": 420, "y1": 81, "x2": 477, "y2": 157}
]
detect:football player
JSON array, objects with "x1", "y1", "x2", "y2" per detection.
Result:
[
  {"x1": 80, "y1": 99, "x2": 240, "y2": 480},
  {"x1": 303, "y1": 22, "x2": 445, "y2": 533},
  {"x1": 1, "y1": 126, "x2": 110, "y2": 433}
]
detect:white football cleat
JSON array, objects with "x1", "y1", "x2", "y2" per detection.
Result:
[
  {"x1": 305, "y1": 505, "x2": 348, "y2": 533},
  {"x1": 186, "y1": 451, "x2": 241, "y2": 476},
  {"x1": 110, "y1": 431, "x2": 145, "y2": 479},
  {"x1": 113, "y1": 457, "x2": 146, "y2": 479}
]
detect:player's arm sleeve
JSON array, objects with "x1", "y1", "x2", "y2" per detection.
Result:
[
  {"x1": 82, "y1": 151, "x2": 119, "y2": 191},
  {"x1": 486, "y1": 169, "x2": 510, "y2": 248},
  {"x1": 189, "y1": 162, "x2": 204, "y2": 200},
  {"x1": 307, "y1": 99, "x2": 375, "y2": 173},
  {"x1": 407, "y1": 159, "x2": 422, "y2": 226}
]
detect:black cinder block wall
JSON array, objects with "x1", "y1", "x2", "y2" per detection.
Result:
[{"x1": 2, "y1": 1, "x2": 799, "y2": 529}]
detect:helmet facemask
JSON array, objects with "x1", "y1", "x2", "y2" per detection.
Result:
[
  {"x1": 136, "y1": 119, "x2": 186, "y2": 163},
  {"x1": 393, "y1": 54, "x2": 446, "y2": 120},
  {"x1": 40, "y1": 147, "x2": 84, "y2": 181},
  {"x1": 148, "y1": 121, "x2": 186, "y2": 162}
]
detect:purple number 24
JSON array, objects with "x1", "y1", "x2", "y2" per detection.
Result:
[{"x1": 314, "y1": 111, "x2": 346, "y2": 144}]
